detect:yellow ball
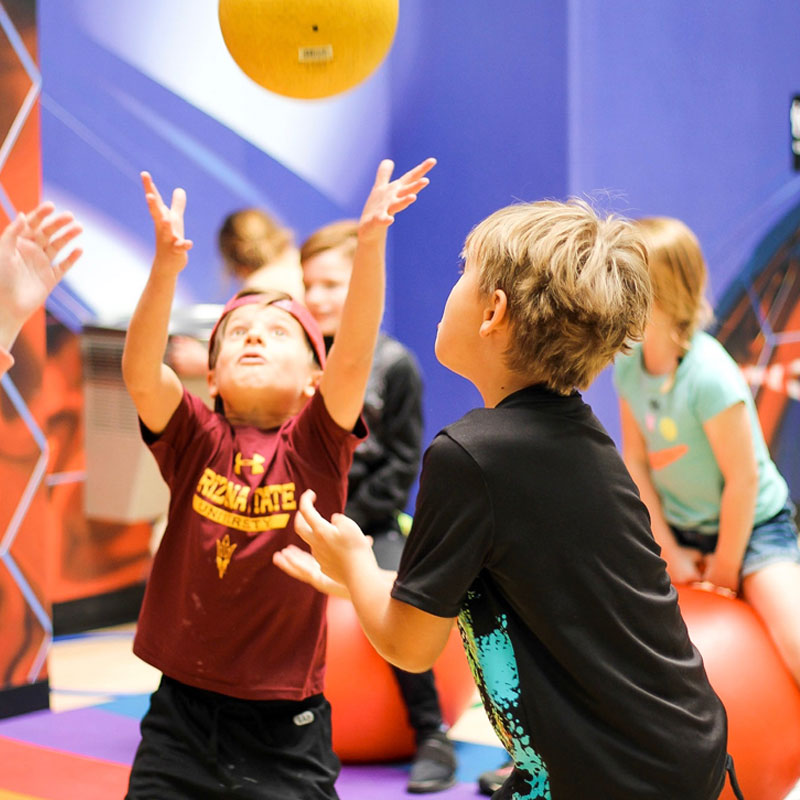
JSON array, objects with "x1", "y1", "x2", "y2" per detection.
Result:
[{"x1": 218, "y1": 0, "x2": 399, "y2": 100}]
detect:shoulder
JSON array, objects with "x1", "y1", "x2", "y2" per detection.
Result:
[
  {"x1": 683, "y1": 332, "x2": 750, "y2": 418},
  {"x1": 434, "y1": 409, "x2": 499, "y2": 462},
  {"x1": 425, "y1": 423, "x2": 481, "y2": 468},
  {"x1": 685, "y1": 332, "x2": 746, "y2": 388},
  {"x1": 690, "y1": 331, "x2": 738, "y2": 366},
  {"x1": 143, "y1": 387, "x2": 218, "y2": 444},
  {"x1": 289, "y1": 388, "x2": 367, "y2": 445},
  {"x1": 419, "y1": 428, "x2": 490, "y2": 504}
]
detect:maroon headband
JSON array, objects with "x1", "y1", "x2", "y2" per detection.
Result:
[{"x1": 208, "y1": 294, "x2": 327, "y2": 368}]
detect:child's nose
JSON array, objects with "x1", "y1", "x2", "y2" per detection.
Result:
[{"x1": 245, "y1": 327, "x2": 264, "y2": 344}]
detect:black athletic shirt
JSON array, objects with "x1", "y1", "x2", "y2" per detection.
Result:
[{"x1": 392, "y1": 384, "x2": 728, "y2": 799}]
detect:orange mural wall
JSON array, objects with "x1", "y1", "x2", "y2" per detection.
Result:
[
  {"x1": 0, "y1": 0, "x2": 153, "y2": 719},
  {"x1": 0, "y1": 0, "x2": 49, "y2": 717}
]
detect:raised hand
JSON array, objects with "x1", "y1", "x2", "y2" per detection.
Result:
[
  {"x1": 0, "y1": 202, "x2": 83, "y2": 347},
  {"x1": 358, "y1": 157, "x2": 436, "y2": 242},
  {"x1": 141, "y1": 171, "x2": 193, "y2": 272}
]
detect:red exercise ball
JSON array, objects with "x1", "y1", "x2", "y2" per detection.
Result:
[
  {"x1": 325, "y1": 595, "x2": 475, "y2": 762},
  {"x1": 676, "y1": 585, "x2": 800, "y2": 800}
]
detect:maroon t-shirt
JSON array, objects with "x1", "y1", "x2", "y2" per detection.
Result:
[{"x1": 133, "y1": 389, "x2": 365, "y2": 701}]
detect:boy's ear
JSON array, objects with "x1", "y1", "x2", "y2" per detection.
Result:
[
  {"x1": 207, "y1": 368, "x2": 219, "y2": 399},
  {"x1": 479, "y1": 289, "x2": 509, "y2": 338}
]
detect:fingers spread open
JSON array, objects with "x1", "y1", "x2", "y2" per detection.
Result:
[
  {"x1": 25, "y1": 202, "x2": 56, "y2": 230},
  {"x1": 373, "y1": 159, "x2": 395, "y2": 186},
  {"x1": 48, "y1": 221, "x2": 83, "y2": 256},
  {"x1": 399, "y1": 157, "x2": 436, "y2": 184},
  {"x1": 141, "y1": 171, "x2": 165, "y2": 208},
  {"x1": 294, "y1": 506, "x2": 314, "y2": 544},
  {"x1": 171, "y1": 187, "x2": 187, "y2": 216},
  {"x1": 53, "y1": 247, "x2": 83, "y2": 276}
]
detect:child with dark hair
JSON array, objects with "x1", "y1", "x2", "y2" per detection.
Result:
[{"x1": 302, "y1": 219, "x2": 456, "y2": 793}]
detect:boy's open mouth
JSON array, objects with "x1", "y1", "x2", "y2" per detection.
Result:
[{"x1": 239, "y1": 353, "x2": 266, "y2": 365}]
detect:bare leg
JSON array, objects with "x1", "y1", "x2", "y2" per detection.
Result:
[{"x1": 741, "y1": 561, "x2": 800, "y2": 687}]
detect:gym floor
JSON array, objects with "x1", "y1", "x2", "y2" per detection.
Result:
[
  {"x1": 0, "y1": 625, "x2": 507, "y2": 799},
  {"x1": 1, "y1": 627, "x2": 798, "y2": 799}
]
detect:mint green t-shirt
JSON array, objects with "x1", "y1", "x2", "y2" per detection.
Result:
[{"x1": 613, "y1": 331, "x2": 787, "y2": 533}]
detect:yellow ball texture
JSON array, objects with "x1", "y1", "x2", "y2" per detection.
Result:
[{"x1": 219, "y1": 0, "x2": 399, "y2": 100}]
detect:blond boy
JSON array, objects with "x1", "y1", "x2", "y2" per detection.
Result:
[{"x1": 276, "y1": 200, "x2": 737, "y2": 799}]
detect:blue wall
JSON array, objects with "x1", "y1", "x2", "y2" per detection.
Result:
[
  {"x1": 38, "y1": 1, "x2": 800, "y2": 491},
  {"x1": 389, "y1": 0, "x2": 569, "y2": 437},
  {"x1": 567, "y1": 1, "x2": 800, "y2": 439}
]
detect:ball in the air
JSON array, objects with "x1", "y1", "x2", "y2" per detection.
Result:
[{"x1": 219, "y1": 0, "x2": 399, "y2": 100}]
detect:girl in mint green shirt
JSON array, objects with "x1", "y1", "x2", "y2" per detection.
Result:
[{"x1": 614, "y1": 216, "x2": 800, "y2": 689}]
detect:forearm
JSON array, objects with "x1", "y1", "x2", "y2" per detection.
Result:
[
  {"x1": 0, "y1": 312, "x2": 28, "y2": 373},
  {"x1": 715, "y1": 476, "x2": 758, "y2": 573},
  {"x1": 328, "y1": 234, "x2": 385, "y2": 383},
  {"x1": 0, "y1": 313, "x2": 26, "y2": 354},
  {"x1": 344, "y1": 559, "x2": 404, "y2": 660},
  {"x1": 122, "y1": 264, "x2": 179, "y2": 392},
  {"x1": 343, "y1": 555, "x2": 443, "y2": 673}
]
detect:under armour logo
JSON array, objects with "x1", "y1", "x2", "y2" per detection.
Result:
[{"x1": 234, "y1": 452, "x2": 265, "y2": 475}]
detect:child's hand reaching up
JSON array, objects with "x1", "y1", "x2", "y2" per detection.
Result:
[
  {"x1": 358, "y1": 157, "x2": 436, "y2": 243},
  {"x1": 141, "y1": 171, "x2": 193, "y2": 272},
  {"x1": 0, "y1": 203, "x2": 82, "y2": 348}
]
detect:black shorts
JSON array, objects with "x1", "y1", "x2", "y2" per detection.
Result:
[{"x1": 126, "y1": 676, "x2": 340, "y2": 800}]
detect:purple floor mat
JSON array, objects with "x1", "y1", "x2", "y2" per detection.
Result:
[{"x1": 0, "y1": 701, "x2": 504, "y2": 799}]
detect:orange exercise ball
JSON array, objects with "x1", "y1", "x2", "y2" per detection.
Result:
[
  {"x1": 325, "y1": 596, "x2": 476, "y2": 762},
  {"x1": 218, "y1": 0, "x2": 399, "y2": 99},
  {"x1": 676, "y1": 585, "x2": 800, "y2": 800}
]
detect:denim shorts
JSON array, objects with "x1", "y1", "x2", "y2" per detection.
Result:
[{"x1": 671, "y1": 502, "x2": 800, "y2": 578}]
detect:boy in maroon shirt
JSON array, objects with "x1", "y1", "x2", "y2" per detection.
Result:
[{"x1": 122, "y1": 158, "x2": 434, "y2": 799}]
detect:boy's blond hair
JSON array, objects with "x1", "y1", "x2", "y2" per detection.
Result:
[
  {"x1": 464, "y1": 199, "x2": 651, "y2": 394},
  {"x1": 300, "y1": 219, "x2": 358, "y2": 264},
  {"x1": 635, "y1": 217, "x2": 713, "y2": 351}
]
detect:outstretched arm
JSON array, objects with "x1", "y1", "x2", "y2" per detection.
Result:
[
  {"x1": 0, "y1": 203, "x2": 82, "y2": 374},
  {"x1": 319, "y1": 157, "x2": 435, "y2": 431},
  {"x1": 122, "y1": 172, "x2": 193, "y2": 434},
  {"x1": 273, "y1": 489, "x2": 454, "y2": 673}
]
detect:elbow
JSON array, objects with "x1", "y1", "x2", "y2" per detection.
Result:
[
  {"x1": 381, "y1": 645, "x2": 437, "y2": 674},
  {"x1": 121, "y1": 345, "x2": 142, "y2": 390},
  {"x1": 725, "y1": 466, "x2": 759, "y2": 496},
  {"x1": 121, "y1": 348, "x2": 159, "y2": 397},
  {"x1": 375, "y1": 632, "x2": 440, "y2": 673}
]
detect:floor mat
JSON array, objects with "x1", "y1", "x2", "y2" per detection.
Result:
[{"x1": 0, "y1": 698, "x2": 505, "y2": 799}]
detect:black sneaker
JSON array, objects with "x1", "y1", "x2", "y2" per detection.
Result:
[
  {"x1": 477, "y1": 760, "x2": 513, "y2": 796},
  {"x1": 406, "y1": 731, "x2": 457, "y2": 794}
]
